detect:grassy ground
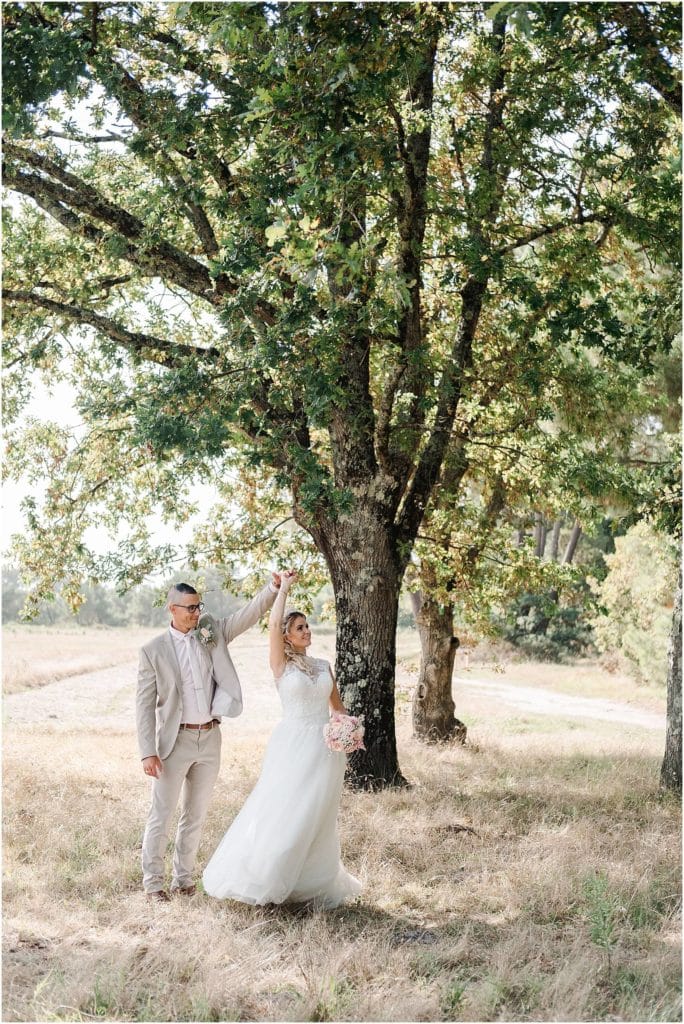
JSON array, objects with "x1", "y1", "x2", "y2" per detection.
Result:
[{"x1": 2, "y1": 629, "x2": 680, "y2": 1022}]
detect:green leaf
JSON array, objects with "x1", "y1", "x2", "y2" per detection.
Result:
[{"x1": 264, "y1": 219, "x2": 288, "y2": 247}]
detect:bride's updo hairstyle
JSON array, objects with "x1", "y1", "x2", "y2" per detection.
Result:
[{"x1": 282, "y1": 609, "x2": 317, "y2": 678}]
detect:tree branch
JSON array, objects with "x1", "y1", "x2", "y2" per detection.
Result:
[
  {"x1": 162, "y1": 152, "x2": 221, "y2": 259},
  {"x1": 449, "y1": 114, "x2": 474, "y2": 231},
  {"x1": 375, "y1": 362, "x2": 406, "y2": 472},
  {"x1": 148, "y1": 29, "x2": 239, "y2": 102},
  {"x1": 3, "y1": 148, "x2": 220, "y2": 302},
  {"x1": 397, "y1": 14, "x2": 509, "y2": 549},
  {"x1": 382, "y1": 32, "x2": 439, "y2": 488},
  {"x1": 493, "y1": 211, "x2": 612, "y2": 258},
  {"x1": 3, "y1": 289, "x2": 219, "y2": 366},
  {"x1": 464, "y1": 473, "x2": 508, "y2": 569},
  {"x1": 96, "y1": 50, "x2": 244, "y2": 215},
  {"x1": 397, "y1": 275, "x2": 487, "y2": 548},
  {"x1": 86, "y1": 55, "x2": 223, "y2": 260},
  {"x1": 426, "y1": 207, "x2": 615, "y2": 267},
  {"x1": 38, "y1": 129, "x2": 128, "y2": 144},
  {"x1": 5, "y1": 145, "x2": 280, "y2": 328}
]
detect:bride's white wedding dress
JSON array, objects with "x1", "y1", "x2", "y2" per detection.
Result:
[{"x1": 202, "y1": 658, "x2": 362, "y2": 908}]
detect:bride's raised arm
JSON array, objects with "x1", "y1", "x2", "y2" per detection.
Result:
[{"x1": 269, "y1": 570, "x2": 296, "y2": 678}]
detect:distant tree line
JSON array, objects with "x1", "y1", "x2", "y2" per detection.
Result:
[{"x1": 1, "y1": 566, "x2": 247, "y2": 627}]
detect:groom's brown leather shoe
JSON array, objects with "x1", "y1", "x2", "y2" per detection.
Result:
[
  {"x1": 171, "y1": 884, "x2": 197, "y2": 896},
  {"x1": 147, "y1": 889, "x2": 171, "y2": 902}
]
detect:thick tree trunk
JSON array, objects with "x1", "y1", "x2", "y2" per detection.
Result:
[
  {"x1": 660, "y1": 570, "x2": 682, "y2": 794},
  {"x1": 311, "y1": 509, "x2": 407, "y2": 790},
  {"x1": 411, "y1": 587, "x2": 466, "y2": 744}
]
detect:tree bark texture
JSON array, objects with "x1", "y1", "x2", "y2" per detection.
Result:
[
  {"x1": 310, "y1": 510, "x2": 407, "y2": 789},
  {"x1": 660, "y1": 570, "x2": 682, "y2": 794},
  {"x1": 411, "y1": 586, "x2": 466, "y2": 744}
]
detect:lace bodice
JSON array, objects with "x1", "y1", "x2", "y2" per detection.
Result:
[{"x1": 277, "y1": 660, "x2": 332, "y2": 724}]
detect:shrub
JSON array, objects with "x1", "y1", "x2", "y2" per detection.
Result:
[
  {"x1": 494, "y1": 589, "x2": 594, "y2": 662},
  {"x1": 589, "y1": 522, "x2": 678, "y2": 688}
]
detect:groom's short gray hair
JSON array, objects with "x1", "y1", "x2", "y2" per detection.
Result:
[{"x1": 167, "y1": 582, "x2": 199, "y2": 606}]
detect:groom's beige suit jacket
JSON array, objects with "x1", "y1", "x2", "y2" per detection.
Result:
[{"x1": 136, "y1": 583, "x2": 277, "y2": 761}]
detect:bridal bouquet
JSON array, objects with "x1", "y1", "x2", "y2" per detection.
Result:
[{"x1": 323, "y1": 712, "x2": 365, "y2": 754}]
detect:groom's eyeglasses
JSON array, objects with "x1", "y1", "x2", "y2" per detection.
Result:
[{"x1": 172, "y1": 602, "x2": 204, "y2": 613}]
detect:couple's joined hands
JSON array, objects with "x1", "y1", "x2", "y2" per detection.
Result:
[{"x1": 273, "y1": 569, "x2": 297, "y2": 593}]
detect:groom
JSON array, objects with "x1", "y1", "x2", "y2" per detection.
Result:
[{"x1": 136, "y1": 574, "x2": 280, "y2": 900}]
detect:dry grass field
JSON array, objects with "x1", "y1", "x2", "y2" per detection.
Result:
[
  {"x1": 2, "y1": 625, "x2": 160, "y2": 694},
  {"x1": 2, "y1": 626, "x2": 680, "y2": 1022}
]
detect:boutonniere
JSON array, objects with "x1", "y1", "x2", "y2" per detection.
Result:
[{"x1": 191, "y1": 614, "x2": 217, "y2": 648}]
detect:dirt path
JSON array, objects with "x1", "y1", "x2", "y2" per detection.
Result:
[
  {"x1": 454, "y1": 675, "x2": 664, "y2": 731},
  {"x1": 2, "y1": 632, "x2": 664, "y2": 734}
]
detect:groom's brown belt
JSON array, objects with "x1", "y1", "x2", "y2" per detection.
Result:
[{"x1": 179, "y1": 720, "x2": 220, "y2": 731}]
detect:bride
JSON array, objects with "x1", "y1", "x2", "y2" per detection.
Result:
[{"x1": 202, "y1": 570, "x2": 362, "y2": 908}]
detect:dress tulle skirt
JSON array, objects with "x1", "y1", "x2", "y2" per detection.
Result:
[{"x1": 202, "y1": 713, "x2": 362, "y2": 908}]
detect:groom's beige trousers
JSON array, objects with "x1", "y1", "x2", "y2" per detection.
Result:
[{"x1": 141, "y1": 725, "x2": 221, "y2": 892}]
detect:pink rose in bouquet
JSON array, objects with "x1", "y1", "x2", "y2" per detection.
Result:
[{"x1": 323, "y1": 712, "x2": 365, "y2": 754}]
